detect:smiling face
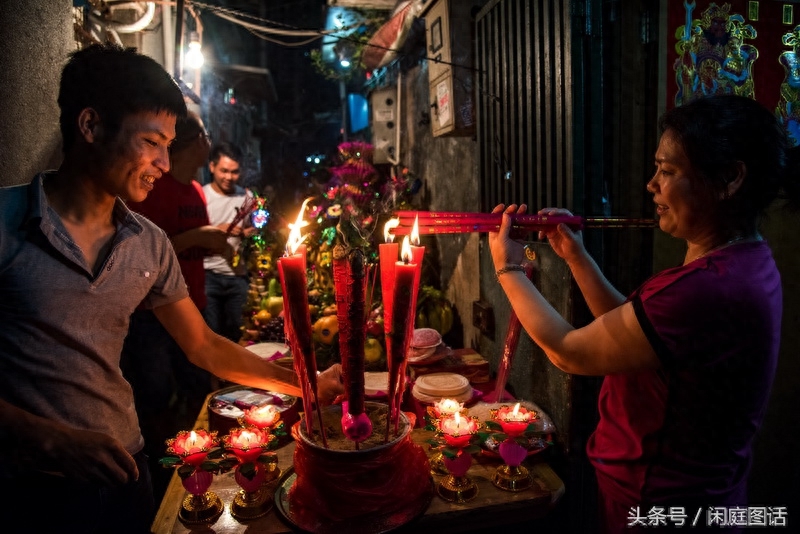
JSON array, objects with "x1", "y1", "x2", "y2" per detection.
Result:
[
  {"x1": 91, "y1": 110, "x2": 175, "y2": 203},
  {"x1": 209, "y1": 155, "x2": 242, "y2": 195},
  {"x1": 647, "y1": 130, "x2": 718, "y2": 244}
]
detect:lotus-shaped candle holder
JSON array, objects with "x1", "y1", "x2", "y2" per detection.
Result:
[
  {"x1": 485, "y1": 404, "x2": 541, "y2": 492},
  {"x1": 221, "y1": 427, "x2": 278, "y2": 520},
  {"x1": 427, "y1": 413, "x2": 482, "y2": 503},
  {"x1": 162, "y1": 429, "x2": 224, "y2": 524}
]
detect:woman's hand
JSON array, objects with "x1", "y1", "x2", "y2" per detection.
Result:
[
  {"x1": 488, "y1": 204, "x2": 528, "y2": 270},
  {"x1": 536, "y1": 208, "x2": 585, "y2": 264}
]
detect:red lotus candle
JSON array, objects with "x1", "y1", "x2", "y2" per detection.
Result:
[
  {"x1": 386, "y1": 237, "x2": 417, "y2": 438},
  {"x1": 242, "y1": 404, "x2": 280, "y2": 430},
  {"x1": 493, "y1": 403, "x2": 535, "y2": 438},
  {"x1": 437, "y1": 412, "x2": 480, "y2": 448},
  {"x1": 166, "y1": 429, "x2": 218, "y2": 467},
  {"x1": 223, "y1": 426, "x2": 273, "y2": 463}
]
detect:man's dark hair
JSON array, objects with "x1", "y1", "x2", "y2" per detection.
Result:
[
  {"x1": 58, "y1": 43, "x2": 187, "y2": 151},
  {"x1": 209, "y1": 141, "x2": 244, "y2": 164},
  {"x1": 170, "y1": 110, "x2": 205, "y2": 154}
]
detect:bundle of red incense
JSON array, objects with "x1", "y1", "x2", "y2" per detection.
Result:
[{"x1": 390, "y1": 211, "x2": 655, "y2": 236}]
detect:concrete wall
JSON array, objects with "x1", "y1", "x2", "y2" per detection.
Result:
[
  {"x1": 0, "y1": 1, "x2": 72, "y2": 187},
  {"x1": 401, "y1": 62, "x2": 483, "y2": 349}
]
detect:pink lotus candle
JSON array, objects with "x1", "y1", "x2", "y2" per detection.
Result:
[
  {"x1": 242, "y1": 404, "x2": 280, "y2": 430},
  {"x1": 166, "y1": 429, "x2": 218, "y2": 466},
  {"x1": 494, "y1": 403, "x2": 535, "y2": 438},
  {"x1": 223, "y1": 426, "x2": 273, "y2": 463},
  {"x1": 431, "y1": 398, "x2": 465, "y2": 419},
  {"x1": 438, "y1": 412, "x2": 479, "y2": 448}
]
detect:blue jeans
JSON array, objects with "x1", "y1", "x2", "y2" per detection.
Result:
[{"x1": 204, "y1": 271, "x2": 249, "y2": 342}]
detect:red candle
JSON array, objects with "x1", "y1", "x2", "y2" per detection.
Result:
[
  {"x1": 386, "y1": 238, "x2": 417, "y2": 435},
  {"x1": 408, "y1": 215, "x2": 425, "y2": 328},
  {"x1": 379, "y1": 219, "x2": 400, "y2": 336},
  {"x1": 278, "y1": 200, "x2": 326, "y2": 445}
]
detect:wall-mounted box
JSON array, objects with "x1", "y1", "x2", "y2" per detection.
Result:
[
  {"x1": 422, "y1": 0, "x2": 478, "y2": 137},
  {"x1": 370, "y1": 86, "x2": 397, "y2": 164}
]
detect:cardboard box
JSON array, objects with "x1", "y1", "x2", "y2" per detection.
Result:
[{"x1": 408, "y1": 348, "x2": 490, "y2": 384}]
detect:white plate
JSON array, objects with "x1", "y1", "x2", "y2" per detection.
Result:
[
  {"x1": 246, "y1": 342, "x2": 291, "y2": 361},
  {"x1": 414, "y1": 372, "x2": 470, "y2": 397},
  {"x1": 364, "y1": 372, "x2": 389, "y2": 397},
  {"x1": 410, "y1": 328, "x2": 442, "y2": 348},
  {"x1": 412, "y1": 383, "x2": 474, "y2": 405},
  {"x1": 407, "y1": 344, "x2": 438, "y2": 360},
  {"x1": 407, "y1": 344, "x2": 450, "y2": 365}
]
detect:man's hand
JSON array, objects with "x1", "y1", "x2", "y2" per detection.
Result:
[
  {"x1": 316, "y1": 364, "x2": 344, "y2": 406},
  {"x1": 3, "y1": 403, "x2": 138, "y2": 487}
]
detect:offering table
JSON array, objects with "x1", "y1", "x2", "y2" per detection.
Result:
[{"x1": 152, "y1": 397, "x2": 565, "y2": 534}]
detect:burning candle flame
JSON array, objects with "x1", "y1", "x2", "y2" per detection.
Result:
[
  {"x1": 188, "y1": 430, "x2": 197, "y2": 447},
  {"x1": 286, "y1": 198, "x2": 311, "y2": 255},
  {"x1": 401, "y1": 236, "x2": 412, "y2": 263},
  {"x1": 512, "y1": 402, "x2": 520, "y2": 416},
  {"x1": 411, "y1": 215, "x2": 420, "y2": 246},
  {"x1": 383, "y1": 218, "x2": 399, "y2": 243}
]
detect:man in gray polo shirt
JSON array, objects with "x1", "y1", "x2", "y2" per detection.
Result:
[{"x1": 0, "y1": 44, "x2": 340, "y2": 533}]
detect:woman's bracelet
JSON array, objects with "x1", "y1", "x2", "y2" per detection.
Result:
[{"x1": 495, "y1": 264, "x2": 526, "y2": 280}]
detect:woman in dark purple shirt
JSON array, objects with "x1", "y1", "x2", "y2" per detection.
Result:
[{"x1": 489, "y1": 94, "x2": 800, "y2": 533}]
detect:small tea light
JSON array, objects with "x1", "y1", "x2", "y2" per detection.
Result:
[
  {"x1": 243, "y1": 404, "x2": 281, "y2": 429},
  {"x1": 438, "y1": 412, "x2": 479, "y2": 448}
]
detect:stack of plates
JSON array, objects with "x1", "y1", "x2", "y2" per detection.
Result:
[
  {"x1": 412, "y1": 372, "x2": 473, "y2": 404},
  {"x1": 407, "y1": 328, "x2": 448, "y2": 365},
  {"x1": 364, "y1": 372, "x2": 389, "y2": 398}
]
